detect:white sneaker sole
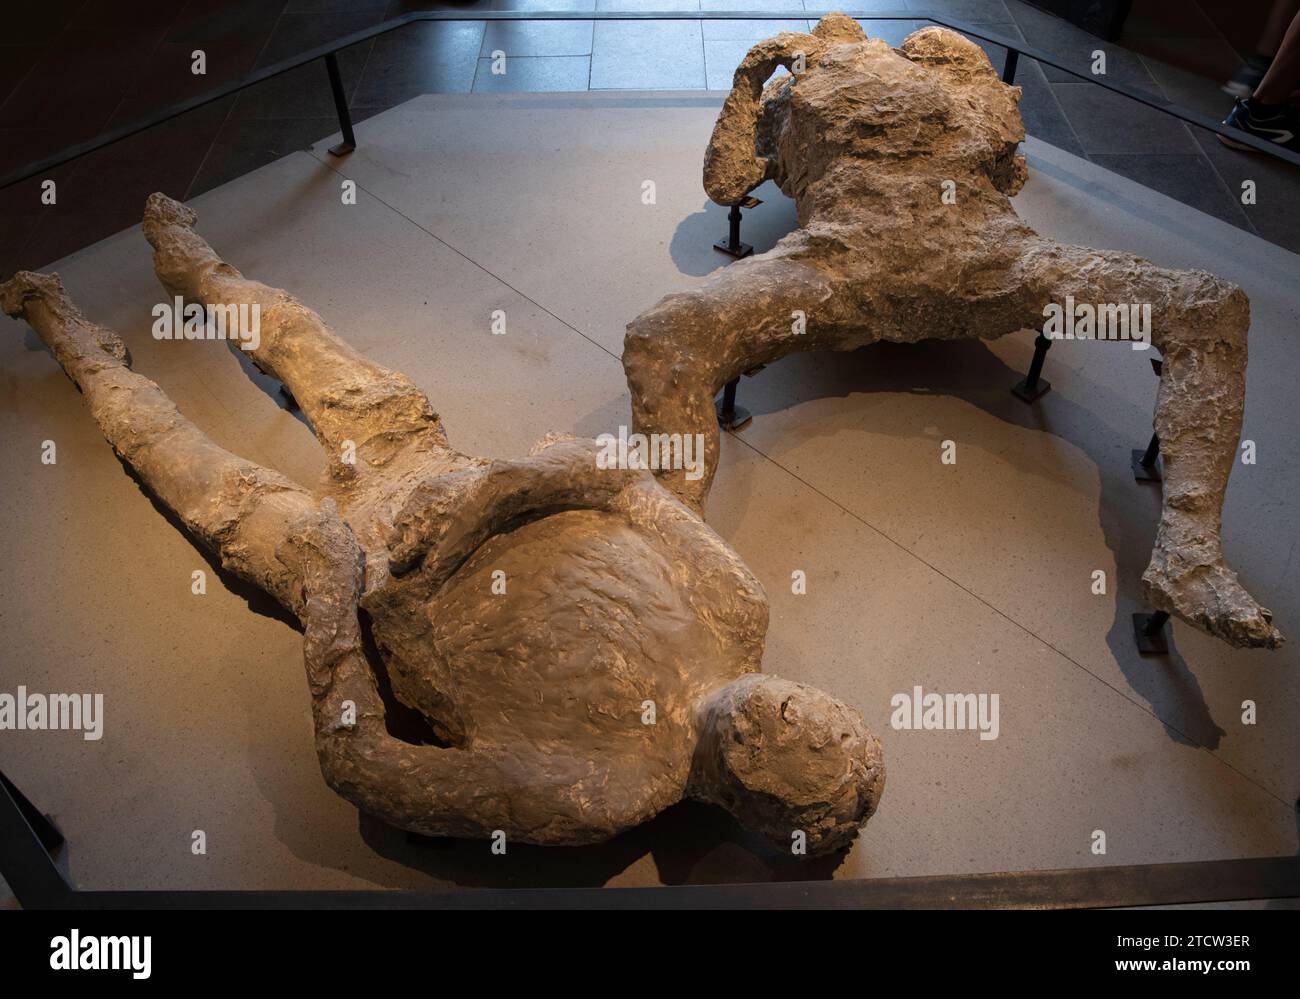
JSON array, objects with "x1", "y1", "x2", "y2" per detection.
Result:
[
  {"x1": 1217, "y1": 132, "x2": 1298, "y2": 153},
  {"x1": 1217, "y1": 133, "x2": 1258, "y2": 151}
]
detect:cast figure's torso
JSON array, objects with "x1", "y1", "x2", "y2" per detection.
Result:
[
  {"x1": 750, "y1": 38, "x2": 1041, "y2": 342},
  {"x1": 338, "y1": 458, "x2": 754, "y2": 821}
]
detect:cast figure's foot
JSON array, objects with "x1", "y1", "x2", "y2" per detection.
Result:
[{"x1": 1143, "y1": 551, "x2": 1283, "y2": 649}]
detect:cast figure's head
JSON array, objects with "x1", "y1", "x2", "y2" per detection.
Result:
[{"x1": 691, "y1": 673, "x2": 886, "y2": 856}]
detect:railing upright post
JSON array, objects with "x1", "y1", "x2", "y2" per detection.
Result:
[
  {"x1": 1002, "y1": 47, "x2": 1019, "y2": 84},
  {"x1": 324, "y1": 52, "x2": 357, "y2": 157}
]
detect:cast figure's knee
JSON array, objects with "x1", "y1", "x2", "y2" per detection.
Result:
[
  {"x1": 1156, "y1": 272, "x2": 1250, "y2": 353},
  {"x1": 624, "y1": 294, "x2": 713, "y2": 410},
  {"x1": 1213, "y1": 281, "x2": 1250, "y2": 348}
]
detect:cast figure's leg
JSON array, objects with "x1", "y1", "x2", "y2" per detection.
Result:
[
  {"x1": 1012, "y1": 239, "x2": 1281, "y2": 648},
  {"x1": 142, "y1": 193, "x2": 454, "y2": 486},
  {"x1": 624, "y1": 246, "x2": 864, "y2": 509},
  {"x1": 0, "y1": 271, "x2": 330, "y2": 618},
  {"x1": 626, "y1": 229, "x2": 1280, "y2": 648},
  {"x1": 0, "y1": 269, "x2": 549, "y2": 837}
]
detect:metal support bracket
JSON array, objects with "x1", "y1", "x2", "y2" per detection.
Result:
[
  {"x1": 716, "y1": 377, "x2": 752, "y2": 431},
  {"x1": 1011, "y1": 333, "x2": 1053, "y2": 402},
  {"x1": 1133, "y1": 610, "x2": 1171, "y2": 655},
  {"x1": 713, "y1": 196, "x2": 762, "y2": 258}
]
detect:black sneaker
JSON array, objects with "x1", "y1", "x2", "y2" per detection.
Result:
[
  {"x1": 1222, "y1": 54, "x2": 1272, "y2": 98},
  {"x1": 1220, "y1": 97, "x2": 1300, "y2": 153}
]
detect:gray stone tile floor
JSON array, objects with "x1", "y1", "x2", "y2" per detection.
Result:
[{"x1": 0, "y1": 0, "x2": 1297, "y2": 275}]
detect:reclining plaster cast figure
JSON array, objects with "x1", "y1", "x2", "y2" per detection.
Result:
[
  {"x1": 0, "y1": 194, "x2": 885, "y2": 855},
  {"x1": 624, "y1": 14, "x2": 1282, "y2": 650}
]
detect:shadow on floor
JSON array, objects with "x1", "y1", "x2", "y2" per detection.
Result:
[{"x1": 711, "y1": 334, "x2": 1228, "y2": 751}]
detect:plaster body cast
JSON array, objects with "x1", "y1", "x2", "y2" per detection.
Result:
[
  {"x1": 624, "y1": 14, "x2": 1281, "y2": 650},
  {"x1": 0, "y1": 193, "x2": 885, "y2": 855}
]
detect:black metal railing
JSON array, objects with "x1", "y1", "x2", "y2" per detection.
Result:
[
  {"x1": 2, "y1": 7, "x2": 1298, "y2": 192},
  {"x1": 5, "y1": 763, "x2": 1299, "y2": 909}
]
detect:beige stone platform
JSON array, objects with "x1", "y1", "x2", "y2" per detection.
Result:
[{"x1": 1, "y1": 92, "x2": 1296, "y2": 896}]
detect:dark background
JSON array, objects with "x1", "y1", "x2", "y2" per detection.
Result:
[{"x1": 0, "y1": 0, "x2": 1295, "y2": 275}]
